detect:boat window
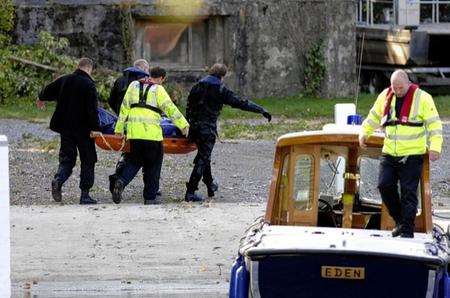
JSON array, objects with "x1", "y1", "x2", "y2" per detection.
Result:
[
  {"x1": 277, "y1": 154, "x2": 290, "y2": 223},
  {"x1": 359, "y1": 156, "x2": 381, "y2": 204},
  {"x1": 319, "y1": 153, "x2": 346, "y2": 201},
  {"x1": 359, "y1": 156, "x2": 422, "y2": 212},
  {"x1": 293, "y1": 155, "x2": 314, "y2": 211}
]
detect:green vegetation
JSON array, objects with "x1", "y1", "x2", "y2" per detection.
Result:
[
  {"x1": 218, "y1": 93, "x2": 450, "y2": 140},
  {"x1": 0, "y1": 3, "x2": 118, "y2": 105},
  {"x1": 304, "y1": 40, "x2": 326, "y2": 97},
  {"x1": 0, "y1": 101, "x2": 55, "y2": 122},
  {"x1": 1, "y1": 92, "x2": 449, "y2": 140},
  {"x1": 221, "y1": 93, "x2": 375, "y2": 120}
]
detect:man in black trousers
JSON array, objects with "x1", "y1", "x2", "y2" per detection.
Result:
[
  {"x1": 37, "y1": 58, "x2": 100, "y2": 204},
  {"x1": 185, "y1": 63, "x2": 272, "y2": 202}
]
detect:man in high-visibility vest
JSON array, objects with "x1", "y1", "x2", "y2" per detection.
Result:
[
  {"x1": 111, "y1": 66, "x2": 189, "y2": 205},
  {"x1": 359, "y1": 69, "x2": 443, "y2": 238}
]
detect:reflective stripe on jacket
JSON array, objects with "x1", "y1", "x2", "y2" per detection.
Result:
[
  {"x1": 361, "y1": 87, "x2": 443, "y2": 156},
  {"x1": 114, "y1": 81, "x2": 189, "y2": 141}
]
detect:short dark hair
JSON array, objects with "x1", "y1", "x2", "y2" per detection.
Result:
[
  {"x1": 150, "y1": 66, "x2": 166, "y2": 79},
  {"x1": 208, "y1": 63, "x2": 227, "y2": 78},
  {"x1": 77, "y1": 57, "x2": 94, "y2": 70}
]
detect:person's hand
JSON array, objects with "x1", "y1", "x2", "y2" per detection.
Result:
[
  {"x1": 90, "y1": 131, "x2": 102, "y2": 138},
  {"x1": 262, "y1": 111, "x2": 272, "y2": 122},
  {"x1": 181, "y1": 126, "x2": 189, "y2": 137},
  {"x1": 429, "y1": 150, "x2": 440, "y2": 162},
  {"x1": 359, "y1": 134, "x2": 367, "y2": 149},
  {"x1": 36, "y1": 99, "x2": 45, "y2": 109}
]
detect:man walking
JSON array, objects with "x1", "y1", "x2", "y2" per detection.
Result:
[
  {"x1": 108, "y1": 59, "x2": 150, "y2": 115},
  {"x1": 185, "y1": 63, "x2": 272, "y2": 202},
  {"x1": 37, "y1": 58, "x2": 100, "y2": 204},
  {"x1": 359, "y1": 70, "x2": 443, "y2": 238},
  {"x1": 111, "y1": 67, "x2": 189, "y2": 205},
  {"x1": 108, "y1": 59, "x2": 150, "y2": 193}
]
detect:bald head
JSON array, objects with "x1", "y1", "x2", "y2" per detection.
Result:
[{"x1": 390, "y1": 70, "x2": 411, "y2": 97}]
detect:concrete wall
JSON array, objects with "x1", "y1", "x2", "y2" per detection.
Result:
[{"x1": 13, "y1": 0, "x2": 356, "y2": 98}]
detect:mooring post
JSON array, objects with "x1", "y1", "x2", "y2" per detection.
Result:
[{"x1": 0, "y1": 135, "x2": 10, "y2": 297}]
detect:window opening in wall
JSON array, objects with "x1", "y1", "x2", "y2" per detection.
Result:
[
  {"x1": 134, "y1": 18, "x2": 207, "y2": 67},
  {"x1": 420, "y1": 0, "x2": 450, "y2": 24}
]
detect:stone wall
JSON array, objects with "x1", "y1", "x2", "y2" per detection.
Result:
[{"x1": 13, "y1": 0, "x2": 356, "y2": 98}]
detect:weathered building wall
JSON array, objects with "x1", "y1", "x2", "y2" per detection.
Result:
[{"x1": 13, "y1": 0, "x2": 356, "y2": 98}]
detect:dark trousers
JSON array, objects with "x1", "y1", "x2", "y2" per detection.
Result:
[
  {"x1": 378, "y1": 154, "x2": 424, "y2": 234},
  {"x1": 117, "y1": 140, "x2": 163, "y2": 201},
  {"x1": 187, "y1": 129, "x2": 216, "y2": 192},
  {"x1": 109, "y1": 152, "x2": 129, "y2": 191},
  {"x1": 55, "y1": 132, "x2": 97, "y2": 191}
]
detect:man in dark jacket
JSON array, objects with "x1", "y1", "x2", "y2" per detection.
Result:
[
  {"x1": 107, "y1": 59, "x2": 150, "y2": 193},
  {"x1": 108, "y1": 59, "x2": 149, "y2": 115},
  {"x1": 37, "y1": 58, "x2": 100, "y2": 205},
  {"x1": 185, "y1": 63, "x2": 272, "y2": 202}
]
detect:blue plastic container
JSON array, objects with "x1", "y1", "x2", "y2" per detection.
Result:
[
  {"x1": 229, "y1": 255, "x2": 249, "y2": 298},
  {"x1": 347, "y1": 114, "x2": 362, "y2": 125}
]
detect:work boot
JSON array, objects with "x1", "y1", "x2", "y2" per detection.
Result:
[
  {"x1": 391, "y1": 225, "x2": 402, "y2": 237},
  {"x1": 206, "y1": 181, "x2": 219, "y2": 198},
  {"x1": 400, "y1": 232, "x2": 414, "y2": 238},
  {"x1": 108, "y1": 174, "x2": 116, "y2": 193},
  {"x1": 80, "y1": 191, "x2": 97, "y2": 205},
  {"x1": 51, "y1": 178, "x2": 62, "y2": 202},
  {"x1": 112, "y1": 179, "x2": 124, "y2": 204},
  {"x1": 185, "y1": 192, "x2": 204, "y2": 202}
]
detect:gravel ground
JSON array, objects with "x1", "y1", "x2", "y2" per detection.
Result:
[{"x1": 1, "y1": 119, "x2": 449, "y2": 206}]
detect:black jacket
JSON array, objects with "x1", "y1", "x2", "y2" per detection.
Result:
[
  {"x1": 108, "y1": 67, "x2": 149, "y2": 115},
  {"x1": 186, "y1": 75, "x2": 266, "y2": 132},
  {"x1": 39, "y1": 69, "x2": 100, "y2": 135}
]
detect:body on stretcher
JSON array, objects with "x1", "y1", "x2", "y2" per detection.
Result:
[{"x1": 93, "y1": 107, "x2": 197, "y2": 154}]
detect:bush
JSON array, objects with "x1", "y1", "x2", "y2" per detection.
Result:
[{"x1": 0, "y1": 31, "x2": 119, "y2": 105}]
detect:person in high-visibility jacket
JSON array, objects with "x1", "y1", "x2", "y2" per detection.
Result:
[
  {"x1": 111, "y1": 66, "x2": 189, "y2": 205},
  {"x1": 359, "y1": 69, "x2": 443, "y2": 238}
]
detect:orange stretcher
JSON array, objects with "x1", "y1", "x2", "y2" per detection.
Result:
[{"x1": 91, "y1": 133, "x2": 197, "y2": 154}]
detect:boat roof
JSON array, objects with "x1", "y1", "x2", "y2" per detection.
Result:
[
  {"x1": 243, "y1": 226, "x2": 446, "y2": 265},
  {"x1": 276, "y1": 125, "x2": 385, "y2": 148}
]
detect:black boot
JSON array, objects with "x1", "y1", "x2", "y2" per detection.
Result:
[
  {"x1": 51, "y1": 178, "x2": 62, "y2": 202},
  {"x1": 206, "y1": 181, "x2": 219, "y2": 198},
  {"x1": 80, "y1": 190, "x2": 97, "y2": 205},
  {"x1": 108, "y1": 174, "x2": 117, "y2": 193},
  {"x1": 112, "y1": 179, "x2": 124, "y2": 204},
  {"x1": 391, "y1": 224, "x2": 402, "y2": 237},
  {"x1": 400, "y1": 232, "x2": 414, "y2": 238},
  {"x1": 185, "y1": 183, "x2": 204, "y2": 202},
  {"x1": 185, "y1": 192, "x2": 204, "y2": 202}
]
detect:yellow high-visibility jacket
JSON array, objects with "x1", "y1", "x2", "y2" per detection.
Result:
[
  {"x1": 361, "y1": 87, "x2": 443, "y2": 156},
  {"x1": 114, "y1": 81, "x2": 188, "y2": 141}
]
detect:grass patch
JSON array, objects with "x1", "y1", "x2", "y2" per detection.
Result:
[
  {"x1": 220, "y1": 93, "x2": 376, "y2": 120},
  {"x1": 0, "y1": 101, "x2": 54, "y2": 122},
  {"x1": 219, "y1": 118, "x2": 328, "y2": 140},
  {"x1": 221, "y1": 93, "x2": 450, "y2": 120}
]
